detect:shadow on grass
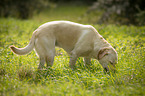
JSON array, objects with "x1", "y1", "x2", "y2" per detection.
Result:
[
  {"x1": 0, "y1": 68, "x2": 6, "y2": 76},
  {"x1": 17, "y1": 66, "x2": 35, "y2": 81},
  {"x1": 17, "y1": 63, "x2": 111, "y2": 84}
]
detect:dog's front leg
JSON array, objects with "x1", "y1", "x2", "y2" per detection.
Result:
[
  {"x1": 38, "y1": 57, "x2": 45, "y2": 70},
  {"x1": 84, "y1": 58, "x2": 91, "y2": 66},
  {"x1": 69, "y1": 53, "x2": 77, "y2": 69},
  {"x1": 46, "y1": 55, "x2": 54, "y2": 68}
]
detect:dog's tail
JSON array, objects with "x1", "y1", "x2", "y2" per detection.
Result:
[{"x1": 10, "y1": 32, "x2": 36, "y2": 55}]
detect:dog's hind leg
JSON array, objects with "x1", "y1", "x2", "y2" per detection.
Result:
[
  {"x1": 35, "y1": 44, "x2": 46, "y2": 69},
  {"x1": 34, "y1": 36, "x2": 49, "y2": 69},
  {"x1": 38, "y1": 56, "x2": 45, "y2": 69},
  {"x1": 35, "y1": 34, "x2": 56, "y2": 69},
  {"x1": 45, "y1": 50, "x2": 55, "y2": 68},
  {"x1": 41, "y1": 36, "x2": 55, "y2": 68}
]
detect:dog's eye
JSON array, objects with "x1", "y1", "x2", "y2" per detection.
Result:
[
  {"x1": 110, "y1": 61, "x2": 113, "y2": 64},
  {"x1": 105, "y1": 54, "x2": 109, "y2": 56}
]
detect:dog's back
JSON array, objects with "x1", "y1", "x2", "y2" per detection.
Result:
[{"x1": 35, "y1": 21, "x2": 96, "y2": 53}]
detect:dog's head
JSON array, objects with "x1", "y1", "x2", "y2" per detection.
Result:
[{"x1": 98, "y1": 47, "x2": 118, "y2": 72}]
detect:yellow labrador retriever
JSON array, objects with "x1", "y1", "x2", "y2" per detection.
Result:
[{"x1": 10, "y1": 21, "x2": 117, "y2": 72}]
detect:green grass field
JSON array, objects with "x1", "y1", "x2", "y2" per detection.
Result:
[{"x1": 0, "y1": 5, "x2": 145, "y2": 96}]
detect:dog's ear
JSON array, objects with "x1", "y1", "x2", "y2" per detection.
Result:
[{"x1": 98, "y1": 47, "x2": 110, "y2": 60}]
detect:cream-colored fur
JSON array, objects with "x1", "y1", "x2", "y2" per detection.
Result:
[{"x1": 10, "y1": 21, "x2": 118, "y2": 72}]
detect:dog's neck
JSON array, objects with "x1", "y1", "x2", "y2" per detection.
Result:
[{"x1": 91, "y1": 36, "x2": 111, "y2": 59}]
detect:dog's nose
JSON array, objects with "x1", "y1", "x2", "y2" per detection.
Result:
[
  {"x1": 104, "y1": 67, "x2": 108, "y2": 72},
  {"x1": 104, "y1": 67, "x2": 116, "y2": 73}
]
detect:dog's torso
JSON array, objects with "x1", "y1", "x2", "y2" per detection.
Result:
[{"x1": 34, "y1": 21, "x2": 100, "y2": 57}]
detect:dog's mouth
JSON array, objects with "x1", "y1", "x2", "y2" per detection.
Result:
[{"x1": 104, "y1": 67, "x2": 116, "y2": 73}]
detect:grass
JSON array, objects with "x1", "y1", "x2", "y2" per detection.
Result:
[{"x1": 0, "y1": 5, "x2": 145, "y2": 96}]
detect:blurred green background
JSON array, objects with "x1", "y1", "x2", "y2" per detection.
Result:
[{"x1": 0, "y1": 0, "x2": 145, "y2": 25}]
